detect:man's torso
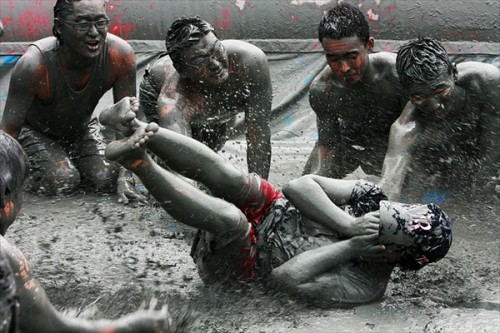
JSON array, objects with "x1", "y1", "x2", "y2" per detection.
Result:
[
  {"x1": 25, "y1": 36, "x2": 116, "y2": 139},
  {"x1": 312, "y1": 52, "x2": 406, "y2": 175}
]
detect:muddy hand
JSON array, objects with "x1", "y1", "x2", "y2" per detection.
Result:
[
  {"x1": 352, "y1": 233, "x2": 388, "y2": 262},
  {"x1": 116, "y1": 171, "x2": 148, "y2": 205},
  {"x1": 102, "y1": 299, "x2": 168, "y2": 333},
  {"x1": 348, "y1": 211, "x2": 380, "y2": 237}
]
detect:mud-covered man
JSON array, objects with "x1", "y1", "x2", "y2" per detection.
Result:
[
  {"x1": 303, "y1": 3, "x2": 407, "y2": 178},
  {"x1": 98, "y1": 102, "x2": 452, "y2": 308},
  {"x1": 139, "y1": 16, "x2": 272, "y2": 179},
  {"x1": 379, "y1": 37, "x2": 500, "y2": 200},
  {"x1": 0, "y1": 0, "x2": 144, "y2": 203}
]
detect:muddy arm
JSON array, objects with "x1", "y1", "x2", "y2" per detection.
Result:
[
  {"x1": 478, "y1": 77, "x2": 500, "y2": 186},
  {"x1": 283, "y1": 175, "x2": 359, "y2": 235},
  {"x1": 0, "y1": 47, "x2": 44, "y2": 139},
  {"x1": 270, "y1": 234, "x2": 385, "y2": 294},
  {"x1": 1, "y1": 237, "x2": 167, "y2": 333},
  {"x1": 245, "y1": 96, "x2": 272, "y2": 179},
  {"x1": 304, "y1": 84, "x2": 342, "y2": 177},
  {"x1": 378, "y1": 102, "x2": 421, "y2": 201}
]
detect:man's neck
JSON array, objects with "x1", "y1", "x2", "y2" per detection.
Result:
[{"x1": 58, "y1": 47, "x2": 96, "y2": 71}]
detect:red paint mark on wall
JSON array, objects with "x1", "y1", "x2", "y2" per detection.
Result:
[
  {"x1": 214, "y1": 6, "x2": 232, "y2": 30},
  {"x1": 109, "y1": 14, "x2": 136, "y2": 40},
  {"x1": 18, "y1": 7, "x2": 51, "y2": 39},
  {"x1": 2, "y1": 17, "x2": 13, "y2": 26}
]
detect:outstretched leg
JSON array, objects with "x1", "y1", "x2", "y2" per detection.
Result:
[
  {"x1": 101, "y1": 102, "x2": 252, "y2": 203},
  {"x1": 106, "y1": 122, "x2": 248, "y2": 237}
]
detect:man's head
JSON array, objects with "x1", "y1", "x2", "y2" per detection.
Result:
[
  {"x1": 378, "y1": 200, "x2": 452, "y2": 270},
  {"x1": 166, "y1": 16, "x2": 229, "y2": 84},
  {"x1": 0, "y1": 131, "x2": 29, "y2": 236},
  {"x1": 396, "y1": 37, "x2": 458, "y2": 118},
  {"x1": 318, "y1": 3, "x2": 374, "y2": 86},
  {"x1": 53, "y1": 0, "x2": 109, "y2": 58}
]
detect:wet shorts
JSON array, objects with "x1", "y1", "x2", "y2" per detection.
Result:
[
  {"x1": 191, "y1": 174, "x2": 282, "y2": 284},
  {"x1": 18, "y1": 119, "x2": 107, "y2": 185}
]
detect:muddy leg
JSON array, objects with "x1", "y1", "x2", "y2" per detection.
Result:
[
  {"x1": 106, "y1": 123, "x2": 248, "y2": 236},
  {"x1": 103, "y1": 105, "x2": 250, "y2": 202}
]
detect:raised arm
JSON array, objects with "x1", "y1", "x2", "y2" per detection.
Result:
[
  {"x1": 378, "y1": 102, "x2": 421, "y2": 201},
  {"x1": 477, "y1": 71, "x2": 500, "y2": 185},
  {"x1": 283, "y1": 175, "x2": 379, "y2": 237},
  {"x1": 157, "y1": 86, "x2": 193, "y2": 137},
  {"x1": 244, "y1": 50, "x2": 272, "y2": 179},
  {"x1": 0, "y1": 46, "x2": 46, "y2": 139},
  {"x1": 1, "y1": 237, "x2": 170, "y2": 333}
]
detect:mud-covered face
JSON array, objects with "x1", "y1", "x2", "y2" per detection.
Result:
[
  {"x1": 407, "y1": 71, "x2": 455, "y2": 119},
  {"x1": 58, "y1": 0, "x2": 109, "y2": 59},
  {"x1": 322, "y1": 36, "x2": 373, "y2": 86},
  {"x1": 179, "y1": 32, "x2": 229, "y2": 85}
]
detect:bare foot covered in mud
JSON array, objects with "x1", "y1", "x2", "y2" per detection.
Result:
[
  {"x1": 105, "y1": 122, "x2": 159, "y2": 168},
  {"x1": 99, "y1": 96, "x2": 140, "y2": 136}
]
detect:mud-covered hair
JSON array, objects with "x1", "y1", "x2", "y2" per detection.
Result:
[
  {"x1": 53, "y1": 0, "x2": 106, "y2": 43},
  {"x1": 380, "y1": 202, "x2": 453, "y2": 271},
  {"x1": 396, "y1": 37, "x2": 454, "y2": 89},
  {"x1": 318, "y1": 3, "x2": 370, "y2": 44},
  {"x1": 0, "y1": 131, "x2": 29, "y2": 210},
  {"x1": 165, "y1": 16, "x2": 215, "y2": 63}
]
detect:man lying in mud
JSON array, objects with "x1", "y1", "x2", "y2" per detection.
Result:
[
  {"x1": 99, "y1": 99, "x2": 452, "y2": 307},
  {"x1": 303, "y1": 3, "x2": 407, "y2": 178},
  {"x1": 0, "y1": 0, "x2": 144, "y2": 203},
  {"x1": 379, "y1": 37, "x2": 500, "y2": 201},
  {"x1": 0, "y1": 129, "x2": 194, "y2": 333},
  {"x1": 139, "y1": 16, "x2": 272, "y2": 179}
]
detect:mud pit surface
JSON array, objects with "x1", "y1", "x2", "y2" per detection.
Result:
[{"x1": 7, "y1": 140, "x2": 500, "y2": 333}]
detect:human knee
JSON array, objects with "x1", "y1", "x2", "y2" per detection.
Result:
[
  {"x1": 84, "y1": 162, "x2": 120, "y2": 193},
  {"x1": 39, "y1": 159, "x2": 80, "y2": 195}
]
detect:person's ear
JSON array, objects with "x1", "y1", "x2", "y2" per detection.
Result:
[
  {"x1": 367, "y1": 37, "x2": 375, "y2": 52},
  {"x1": 452, "y1": 63, "x2": 458, "y2": 81},
  {"x1": 54, "y1": 18, "x2": 63, "y2": 39}
]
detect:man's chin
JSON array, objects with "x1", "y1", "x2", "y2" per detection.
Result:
[
  {"x1": 340, "y1": 75, "x2": 361, "y2": 86},
  {"x1": 208, "y1": 70, "x2": 229, "y2": 84}
]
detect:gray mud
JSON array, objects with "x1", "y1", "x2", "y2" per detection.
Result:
[{"x1": 7, "y1": 140, "x2": 500, "y2": 333}]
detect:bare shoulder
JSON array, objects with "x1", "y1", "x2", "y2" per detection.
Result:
[
  {"x1": 222, "y1": 39, "x2": 269, "y2": 69},
  {"x1": 370, "y1": 52, "x2": 398, "y2": 79},
  {"x1": 370, "y1": 51, "x2": 397, "y2": 66},
  {"x1": 223, "y1": 39, "x2": 267, "y2": 62},
  {"x1": 106, "y1": 33, "x2": 135, "y2": 56},
  {"x1": 457, "y1": 61, "x2": 500, "y2": 92},
  {"x1": 13, "y1": 43, "x2": 45, "y2": 73},
  {"x1": 148, "y1": 55, "x2": 175, "y2": 86},
  {"x1": 310, "y1": 65, "x2": 333, "y2": 94}
]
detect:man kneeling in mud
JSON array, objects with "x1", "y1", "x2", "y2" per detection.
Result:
[
  {"x1": 0, "y1": 129, "x2": 193, "y2": 333},
  {"x1": 100, "y1": 98, "x2": 452, "y2": 307}
]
